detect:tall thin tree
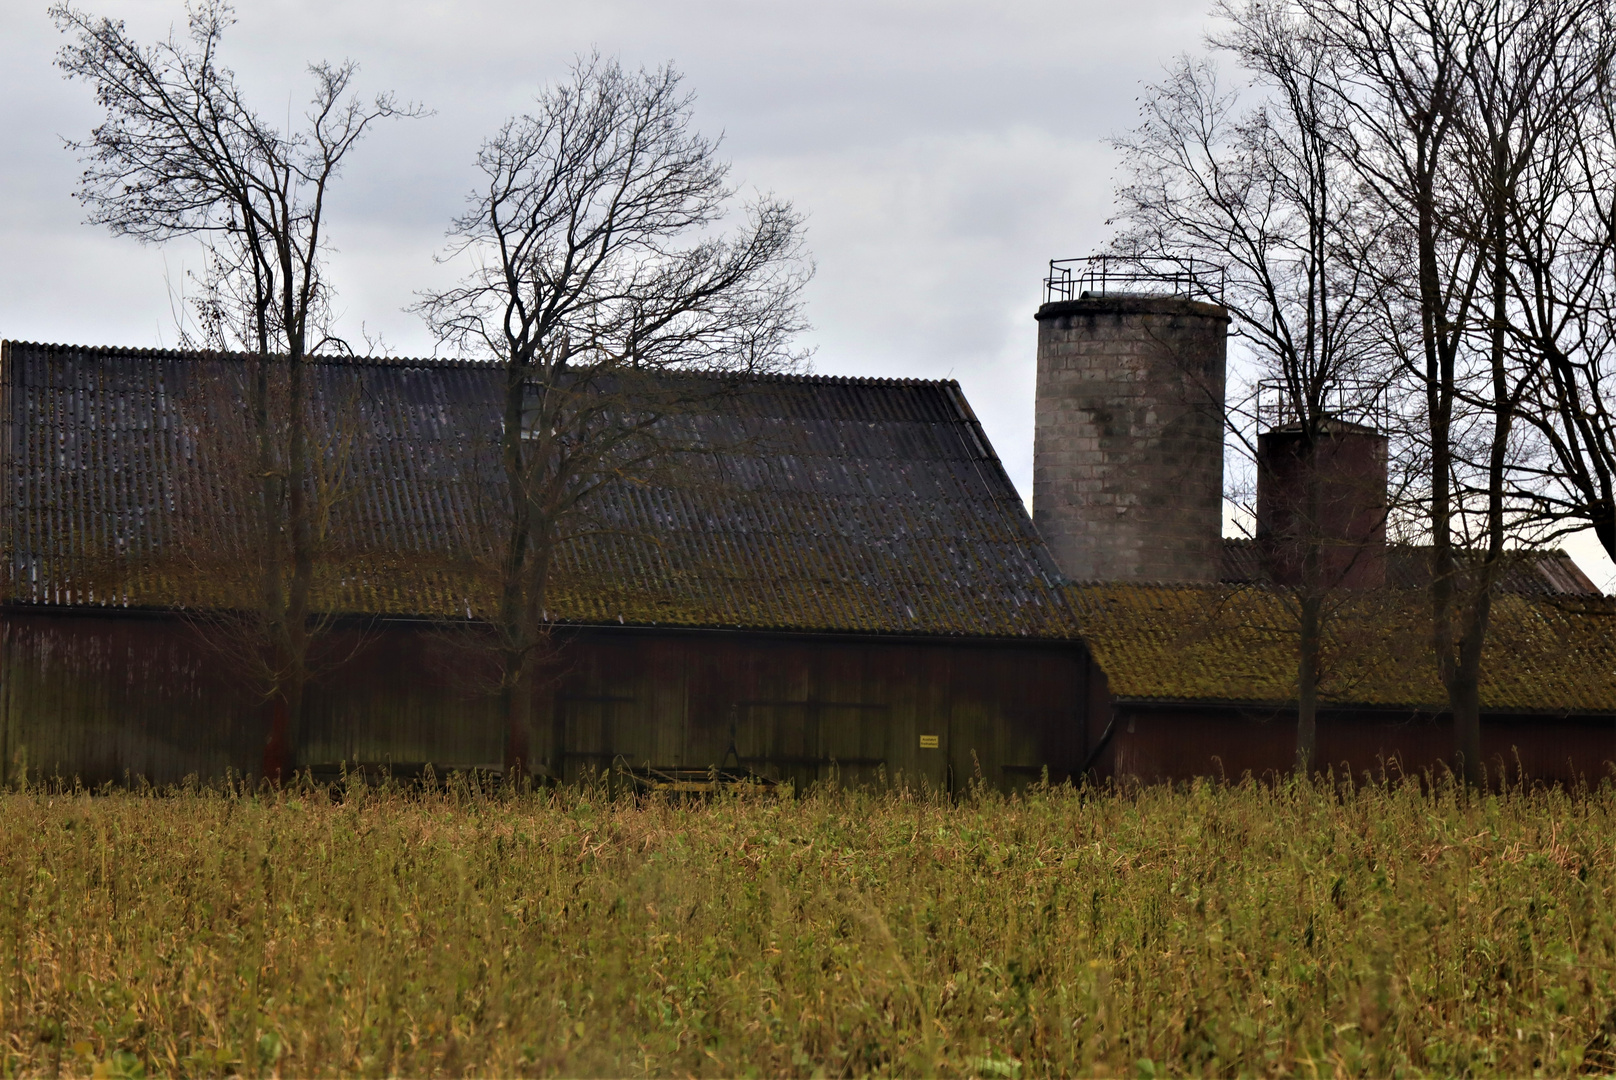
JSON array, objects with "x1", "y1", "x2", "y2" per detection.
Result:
[
  {"x1": 1112, "y1": 1, "x2": 1389, "y2": 773},
  {"x1": 417, "y1": 57, "x2": 810, "y2": 780},
  {"x1": 1304, "y1": 0, "x2": 1605, "y2": 782},
  {"x1": 53, "y1": 0, "x2": 420, "y2": 777}
]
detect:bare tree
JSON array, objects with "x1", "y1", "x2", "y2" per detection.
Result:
[
  {"x1": 416, "y1": 56, "x2": 811, "y2": 780},
  {"x1": 1122, "y1": 0, "x2": 1612, "y2": 782},
  {"x1": 53, "y1": 0, "x2": 420, "y2": 778},
  {"x1": 1111, "y1": 2, "x2": 1391, "y2": 774},
  {"x1": 1303, "y1": 0, "x2": 1607, "y2": 783},
  {"x1": 1492, "y1": 11, "x2": 1616, "y2": 563}
]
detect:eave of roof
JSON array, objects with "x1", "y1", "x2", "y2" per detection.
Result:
[{"x1": 0, "y1": 599, "x2": 1084, "y2": 647}]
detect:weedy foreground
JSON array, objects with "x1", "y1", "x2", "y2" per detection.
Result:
[{"x1": 1, "y1": 775, "x2": 1614, "y2": 1077}]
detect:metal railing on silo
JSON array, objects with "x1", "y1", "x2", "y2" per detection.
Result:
[
  {"x1": 1043, "y1": 255, "x2": 1226, "y2": 305},
  {"x1": 1255, "y1": 378, "x2": 1392, "y2": 433}
]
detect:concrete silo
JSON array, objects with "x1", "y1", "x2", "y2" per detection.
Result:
[{"x1": 1033, "y1": 267, "x2": 1229, "y2": 583}]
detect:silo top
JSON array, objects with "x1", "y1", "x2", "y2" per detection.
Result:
[{"x1": 1035, "y1": 296, "x2": 1230, "y2": 323}]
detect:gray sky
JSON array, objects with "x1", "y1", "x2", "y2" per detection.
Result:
[
  {"x1": 7, "y1": 0, "x2": 1613, "y2": 586},
  {"x1": 0, "y1": 0, "x2": 1213, "y2": 487}
]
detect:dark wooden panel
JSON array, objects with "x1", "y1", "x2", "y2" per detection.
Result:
[
  {"x1": 2, "y1": 612, "x2": 1090, "y2": 791},
  {"x1": 1106, "y1": 704, "x2": 1616, "y2": 785},
  {"x1": 1, "y1": 614, "x2": 505, "y2": 786},
  {"x1": 535, "y1": 630, "x2": 1089, "y2": 792}
]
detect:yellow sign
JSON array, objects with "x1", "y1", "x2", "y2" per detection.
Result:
[{"x1": 919, "y1": 735, "x2": 939, "y2": 749}]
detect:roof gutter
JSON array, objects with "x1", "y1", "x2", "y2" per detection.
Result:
[
  {"x1": 1109, "y1": 695, "x2": 1616, "y2": 720},
  {"x1": 0, "y1": 602, "x2": 1089, "y2": 650}
]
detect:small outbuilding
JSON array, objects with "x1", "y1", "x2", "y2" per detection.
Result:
[{"x1": 1067, "y1": 581, "x2": 1616, "y2": 784}]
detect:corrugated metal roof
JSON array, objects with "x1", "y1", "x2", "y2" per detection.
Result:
[
  {"x1": 1221, "y1": 537, "x2": 1601, "y2": 596},
  {"x1": 0, "y1": 341, "x2": 1071, "y2": 638},
  {"x1": 1066, "y1": 582, "x2": 1616, "y2": 712}
]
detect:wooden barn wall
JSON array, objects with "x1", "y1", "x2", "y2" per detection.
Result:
[
  {"x1": 1104, "y1": 704, "x2": 1616, "y2": 785},
  {"x1": 536, "y1": 628, "x2": 1088, "y2": 791},
  {"x1": 0, "y1": 612, "x2": 1089, "y2": 791},
  {"x1": 0, "y1": 612, "x2": 501, "y2": 785}
]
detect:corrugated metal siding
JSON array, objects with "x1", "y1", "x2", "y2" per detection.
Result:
[
  {"x1": 1, "y1": 342, "x2": 1069, "y2": 638},
  {"x1": 1103, "y1": 705, "x2": 1616, "y2": 785}
]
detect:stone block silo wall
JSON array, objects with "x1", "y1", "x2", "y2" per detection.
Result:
[{"x1": 1033, "y1": 296, "x2": 1229, "y2": 582}]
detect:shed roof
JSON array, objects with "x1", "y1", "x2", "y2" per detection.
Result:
[
  {"x1": 0, "y1": 341, "x2": 1071, "y2": 638},
  {"x1": 1221, "y1": 537, "x2": 1600, "y2": 596},
  {"x1": 1065, "y1": 582, "x2": 1616, "y2": 713}
]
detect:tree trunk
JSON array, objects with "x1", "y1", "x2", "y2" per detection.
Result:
[
  {"x1": 1296, "y1": 590, "x2": 1322, "y2": 777},
  {"x1": 1452, "y1": 597, "x2": 1489, "y2": 787},
  {"x1": 1413, "y1": 124, "x2": 1473, "y2": 787},
  {"x1": 285, "y1": 347, "x2": 313, "y2": 776},
  {"x1": 1593, "y1": 493, "x2": 1616, "y2": 565},
  {"x1": 1449, "y1": 150, "x2": 1512, "y2": 790},
  {"x1": 253, "y1": 347, "x2": 290, "y2": 781},
  {"x1": 262, "y1": 688, "x2": 291, "y2": 781},
  {"x1": 498, "y1": 357, "x2": 542, "y2": 781},
  {"x1": 501, "y1": 678, "x2": 530, "y2": 782},
  {"x1": 504, "y1": 541, "x2": 555, "y2": 781},
  {"x1": 1295, "y1": 433, "x2": 1325, "y2": 778}
]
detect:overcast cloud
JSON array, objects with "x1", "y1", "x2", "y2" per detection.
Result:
[
  {"x1": 6, "y1": 0, "x2": 1612, "y2": 587},
  {"x1": 0, "y1": 0, "x2": 1213, "y2": 481}
]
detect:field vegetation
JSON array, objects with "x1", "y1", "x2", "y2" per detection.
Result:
[{"x1": 2, "y1": 776, "x2": 1615, "y2": 1077}]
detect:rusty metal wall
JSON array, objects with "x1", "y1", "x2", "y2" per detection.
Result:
[
  {"x1": 1105, "y1": 704, "x2": 1616, "y2": 785},
  {"x1": 0, "y1": 612, "x2": 1090, "y2": 791}
]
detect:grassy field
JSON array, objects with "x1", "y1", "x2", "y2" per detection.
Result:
[{"x1": 2, "y1": 777, "x2": 1615, "y2": 1077}]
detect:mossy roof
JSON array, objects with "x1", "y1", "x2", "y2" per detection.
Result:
[
  {"x1": 1065, "y1": 582, "x2": 1616, "y2": 713},
  {"x1": 1, "y1": 342, "x2": 1071, "y2": 639},
  {"x1": 1220, "y1": 537, "x2": 1599, "y2": 596}
]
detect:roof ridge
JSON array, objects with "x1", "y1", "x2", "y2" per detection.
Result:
[
  {"x1": 0, "y1": 341, "x2": 958, "y2": 388},
  {"x1": 1, "y1": 341, "x2": 494, "y2": 369},
  {"x1": 1064, "y1": 579, "x2": 1610, "y2": 601},
  {"x1": 1223, "y1": 535, "x2": 1578, "y2": 559}
]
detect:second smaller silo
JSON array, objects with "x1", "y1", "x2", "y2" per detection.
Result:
[{"x1": 1256, "y1": 417, "x2": 1389, "y2": 589}]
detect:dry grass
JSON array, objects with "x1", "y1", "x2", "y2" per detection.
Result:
[{"x1": 2, "y1": 775, "x2": 1615, "y2": 1077}]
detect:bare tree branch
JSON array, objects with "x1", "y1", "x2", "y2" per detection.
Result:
[
  {"x1": 53, "y1": 0, "x2": 423, "y2": 778},
  {"x1": 415, "y1": 56, "x2": 811, "y2": 780}
]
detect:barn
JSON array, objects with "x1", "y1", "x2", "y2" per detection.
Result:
[
  {"x1": 4, "y1": 280, "x2": 1614, "y2": 788},
  {"x1": 0, "y1": 340, "x2": 1091, "y2": 790},
  {"x1": 1032, "y1": 283, "x2": 1616, "y2": 785}
]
